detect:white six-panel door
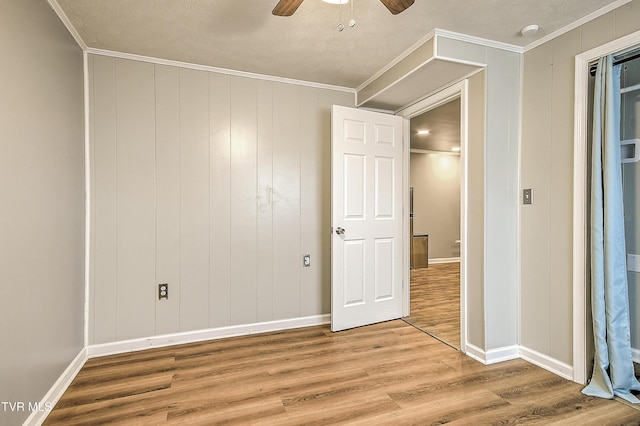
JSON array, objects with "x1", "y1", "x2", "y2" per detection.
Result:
[{"x1": 331, "y1": 105, "x2": 405, "y2": 332}]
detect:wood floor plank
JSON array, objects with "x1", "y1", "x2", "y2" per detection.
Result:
[
  {"x1": 44, "y1": 264, "x2": 640, "y2": 425},
  {"x1": 407, "y1": 262, "x2": 460, "y2": 348}
]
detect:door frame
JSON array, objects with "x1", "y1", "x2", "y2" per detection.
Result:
[
  {"x1": 397, "y1": 79, "x2": 469, "y2": 353},
  {"x1": 573, "y1": 29, "x2": 640, "y2": 385}
]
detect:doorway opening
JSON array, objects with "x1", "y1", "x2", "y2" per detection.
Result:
[
  {"x1": 574, "y1": 34, "x2": 640, "y2": 385},
  {"x1": 398, "y1": 80, "x2": 469, "y2": 354},
  {"x1": 404, "y1": 98, "x2": 462, "y2": 349}
]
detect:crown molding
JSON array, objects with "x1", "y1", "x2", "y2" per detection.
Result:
[
  {"x1": 86, "y1": 48, "x2": 355, "y2": 93},
  {"x1": 523, "y1": 0, "x2": 633, "y2": 52},
  {"x1": 434, "y1": 29, "x2": 523, "y2": 53}
]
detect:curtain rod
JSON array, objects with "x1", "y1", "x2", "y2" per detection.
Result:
[{"x1": 589, "y1": 51, "x2": 640, "y2": 76}]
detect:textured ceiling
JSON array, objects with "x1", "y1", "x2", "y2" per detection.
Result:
[
  {"x1": 410, "y1": 98, "x2": 461, "y2": 152},
  {"x1": 56, "y1": 0, "x2": 625, "y2": 88}
]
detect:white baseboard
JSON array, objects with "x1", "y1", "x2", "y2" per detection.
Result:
[
  {"x1": 485, "y1": 345, "x2": 520, "y2": 365},
  {"x1": 633, "y1": 347, "x2": 640, "y2": 364},
  {"x1": 519, "y1": 345, "x2": 574, "y2": 381},
  {"x1": 463, "y1": 343, "x2": 519, "y2": 365},
  {"x1": 23, "y1": 348, "x2": 87, "y2": 426},
  {"x1": 428, "y1": 257, "x2": 461, "y2": 264},
  {"x1": 464, "y1": 343, "x2": 571, "y2": 381},
  {"x1": 87, "y1": 314, "x2": 330, "y2": 358},
  {"x1": 464, "y1": 343, "x2": 487, "y2": 364}
]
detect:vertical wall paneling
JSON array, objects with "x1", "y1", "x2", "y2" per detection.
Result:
[
  {"x1": 88, "y1": 54, "x2": 96, "y2": 343},
  {"x1": 521, "y1": 43, "x2": 554, "y2": 356},
  {"x1": 273, "y1": 83, "x2": 303, "y2": 320},
  {"x1": 301, "y1": 87, "x2": 323, "y2": 316},
  {"x1": 257, "y1": 80, "x2": 275, "y2": 322},
  {"x1": 209, "y1": 73, "x2": 232, "y2": 327},
  {"x1": 91, "y1": 55, "x2": 118, "y2": 344},
  {"x1": 230, "y1": 76, "x2": 259, "y2": 325},
  {"x1": 549, "y1": 29, "x2": 581, "y2": 364},
  {"x1": 179, "y1": 68, "x2": 211, "y2": 331},
  {"x1": 484, "y1": 47, "x2": 520, "y2": 350},
  {"x1": 89, "y1": 54, "x2": 356, "y2": 344},
  {"x1": 115, "y1": 59, "x2": 157, "y2": 341},
  {"x1": 155, "y1": 64, "x2": 182, "y2": 335},
  {"x1": 465, "y1": 71, "x2": 486, "y2": 349}
]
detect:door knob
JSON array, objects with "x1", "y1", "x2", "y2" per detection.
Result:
[{"x1": 336, "y1": 227, "x2": 346, "y2": 235}]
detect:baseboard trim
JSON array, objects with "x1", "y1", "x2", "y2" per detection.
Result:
[
  {"x1": 485, "y1": 345, "x2": 520, "y2": 365},
  {"x1": 87, "y1": 314, "x2": 331, "y2": 358},
  {"x1": 428, "y1": 257, "x2": 461, "y2": 265},
  {"x1": 464, "y1": 343, "x2": 519, "y2": 365},
  {"x1": 632, "y1": 347, "x2": 640, "y2": 364},
  {"x1": 519, "y1": 346, "x2": 574, "y2": 381},
  {"x1": 464, "y1": 343, "x2": 486, "y2": 364},
  {"x1": 23, "y1": 348, "x2": 87, "y2": 426}
]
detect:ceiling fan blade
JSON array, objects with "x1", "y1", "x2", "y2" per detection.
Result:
[
  {"x1": 379, "y1": 0, "x2": 415, "y2": 15},
  {"x1": 272, "y1": 0, "x2": 304, "y2": 16}
]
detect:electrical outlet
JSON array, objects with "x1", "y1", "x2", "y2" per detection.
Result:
[
  {"x1": 158, "y1": 283, "x2": 168, "y2": 300},
  {"x1": 303, "y1": 254, "x2": 311, "y2": 267}
]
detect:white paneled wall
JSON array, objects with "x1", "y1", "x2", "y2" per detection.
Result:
[{"x1": 88, "y1": 54, "x2": 354, "y2": 345}]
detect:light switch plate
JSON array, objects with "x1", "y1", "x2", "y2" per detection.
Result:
[
  {"x1": 627, "y1": 254, "x2": 640, "y2": 272},
  {"x1": 523, "y1": 188, "x2": 533, "y2": 205}
]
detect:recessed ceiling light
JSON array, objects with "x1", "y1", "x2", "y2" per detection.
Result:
[
  {"x1": 521, "y1": 24, "x2": 539, "y2": 37},
  {"x1": 417, "y1": 130, "x2": 430, "y2": 135},
  {"x1": 323, "y1": 0, "x2": 349, "y2": 4},
  {"x1": 451, "y1": 147, "x2": 461, "y2": 152}
]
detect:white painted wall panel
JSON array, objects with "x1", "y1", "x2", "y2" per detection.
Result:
[
  {"x1": 521, "y1": 42, "x2": 553, "y2": 356},
  {"x1": 230, "y1": 76, "x2": 258, "y2": 325},
  {"x1": 257, "y1": 80, "x2": 275, "y2": 322},
  {"x1": 91, "y1": 55, "x2": 118, "y2": 344},
  {"x1": 272, "y1": 83, "x2": 302, "y2": 320},
  {"x1": 155, "y1": 64, "x2": 181, "y2": 335},
  {"x1": 115, "y1": 59, "x2": 157, "y2": 340},
  {"x1": 209, "y1": 73, "x2": 232, "y2": 327},
  {"x1": 484, "y1": 47, "x2": 519, "y2": 350},
  {"x1": 179, "y1": 68, "x2": 211, "y2": 331},
  {"x1": 300, "y1": 87, "x2": 323, "y2": 316},
  {"x1": 89, "y1": 54, "x2": 355, "y2": 344}
]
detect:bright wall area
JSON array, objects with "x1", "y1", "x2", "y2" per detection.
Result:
[
  {"x1": 410, "y1": 153, "x2": 461, "y2": 259},
  {"x1": 0, "y1": 1, "x2": 85, "y2": 425},
  {"x1": 88, "y1": 55, "x2": 354, "y2": 344},
  {"x1": 520, "y1": 0, "x2": 640, "y2": 367}
]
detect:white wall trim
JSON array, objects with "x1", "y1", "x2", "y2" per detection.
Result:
[
  {"x1": 465, "y1": 343, "x2": 487, "y2": 364},
  {"x1": 87, "y1": 314, "x2": 330, "y2": 358},
  {"x1": 82, "y1": 51, "x2": 91, "y2": 349},
  {"x1": 428, "y1": 257, "x2": 461, "y2": 264},
  {"x1": 573, "y1": 29, "x2": 640, "y2": 386},
  {"x1": 485, "y1": 345, "x2": 520, "y2": 365},
  {"x1": 22, "y1": 349, "x2": 87, "y2": 426},
  {"x1": 434, "y1": 29, "x2": 523, "y2": 54},
  {"x1": 86, "y1": 48, "x2": 355, "y2": 94},
  {"x1": 46, "y1": 0, "x2": 88, "y2": 51},
  {"x1": 519, "y1": 346, "x2": 574, "y2": 381},
  {"x1": 523, "y1": 0, "x2": 633, "y2": 53},
  {"x1": 356, "y1": 29, "x2": 436, "y2": 93}
]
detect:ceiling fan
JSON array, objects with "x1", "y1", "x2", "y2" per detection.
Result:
[{"x1": 272, "y1": 0, "x2": 414, "y2": 16}]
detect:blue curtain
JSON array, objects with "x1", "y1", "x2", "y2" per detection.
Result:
[{"x1": 582, "y1": 55, "x2": 640, "y2": 404}]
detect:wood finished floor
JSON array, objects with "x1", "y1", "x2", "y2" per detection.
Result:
[
  {"x1": 45, "y1": 320, "x2": 640, "y2": 425},
  {"x1": 406, "y1": 262, "x2": 460, "y2": 348}
]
